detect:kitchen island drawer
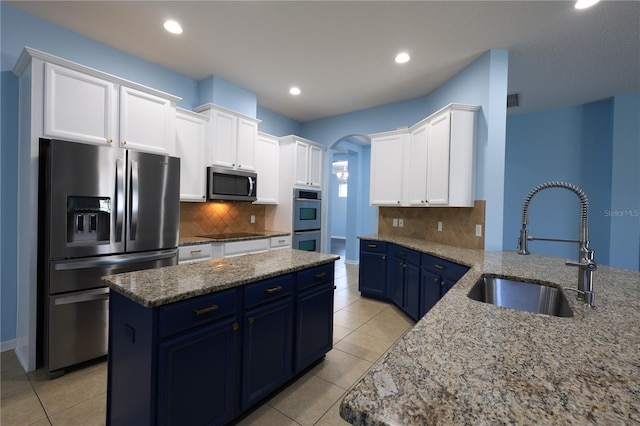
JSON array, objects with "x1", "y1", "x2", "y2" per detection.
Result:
[
  {"x1": 244, "y1": 274, "x2": 294, "y2": 309},
  {"x1": 297, "y1": 263, "x2": 334, "y2": 291},
  {"x1": 159, "y1": 289, "x2": 239, "y2": 338},
  {"x1": 270, "y1": 235, "x2": 291, "y2": 250}
]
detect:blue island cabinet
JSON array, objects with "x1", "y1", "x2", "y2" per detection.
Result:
[{"x1": 107, "y1": 261, "x2": 336, "y2": 426}]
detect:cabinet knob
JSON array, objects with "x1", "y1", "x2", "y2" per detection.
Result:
[
  {"x1": 397, "y1": 201, "x2": 400, "y2": 204},
  {"x1": 232, "y1": 323, "x2": 239, "y2": 331},
  {"x1": 434, "y1": 277, "x2": 439, "y2": 283},
  {"x1": 202, "y1": 196, "x2": 206, "y2": 200},
  {"x1": 248, "y1": 317, "x2": 255, "y2": 325},
  {"x1": 107, "y1": 138, "x2": 113, "y2": 144},
  {"x1": 382, "y1": 255, "x2": 386, "y2": 260},
  {"x1": 441, "y1": 281, "x2": 446, "y2": 286},
  {"x1": 238, "y1": 164, "x2": 242, "y2": 168},
  {"x1": 122, "y1": 140, "x2": 127, "y2": 145}
]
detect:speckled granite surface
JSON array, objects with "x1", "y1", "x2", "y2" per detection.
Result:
[
  {"x1": 103, "y1": 249, "x2": 338, "y2": 308},
  {"x1": 342, "y1": 235, "x2": 640, "y2": 425},
  {"x1": 179, "y1": 230, "x2": 290, "y2": 246}
]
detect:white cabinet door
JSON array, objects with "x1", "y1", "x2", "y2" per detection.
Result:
[
  {"x1": 254, "y1": 134, "x2": 279, "y2": 204},
  {"x1": 236, "y1": 118, "x2": 257, "y2": 171},
  {"x1": 175, "y1": 109, "x2": 208, "y2": 202},
  {"x1": 120, "y1": 86, "x2": 173, "y2": 154},
  {"x1": 44, "y1": 62, "x2": 117, "y2": 145},
  {"x1": 308, "y1": 145, "x2": 323, "y2": 188},
  {"x1": 408, "y1": 124, "x2": 428, "y2": 206},
  {"x1": 426, "y1": 111, "x2": 451, "y2": 206},
  {"x1": 370, "y1": 133, "x2": 407, "y2": 206},
  {"x1": 294, "y1": 140, "x2": 310, "y2": 187},
  {"x1": 210, "y1": 109, "x2": 237, "y2": 169}
]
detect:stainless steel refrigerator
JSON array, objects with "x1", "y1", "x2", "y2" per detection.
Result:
[{"x1": 38, "y1": 139, "x2": 180, "y2": 378}]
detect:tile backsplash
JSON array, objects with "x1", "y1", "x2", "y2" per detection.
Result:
[
  {"x1": 378, "y1": 200, "x2": 485, "y2": 249},
  {"x1": 179, "y1": 202, "x2": 266, "y2": 237}
]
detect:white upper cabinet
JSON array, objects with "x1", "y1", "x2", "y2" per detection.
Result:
[
  {"x1": 407, "y1": 123, "x2": 429, "y2": 206},
  {"x1": 43, "y1": 62, "x2": 178, "y2": 154},
  {"x1": 119, "y1": 86, "x2": 174, "y2": 154},
  {"x1": 195, "y1": 104, "x2": 259, "y2": 171},
  {"x1": 44, "y1": 63, "x2": 117, "y2": 145},
  {"x1": 369, "y1": 104, "x2": 478, "y2": 207},
  {"x1": 369, "y1": 131, "x2": 408, "y2": 206},
  {"x1": 175, "y1": 108, "x2": 209, "y2": 202},
  {"x1": 425, "y1": 111, "x2": 451, "y2": 205},
  {"x1": 254, "y1": 133, "x2": 280, "y2": 204},
  {"x1": 426, "y1": 105, "x2": 478, "y2": 207},
  {"x1": 290, "y1": 138, "x2": 323, "y2": 188}
]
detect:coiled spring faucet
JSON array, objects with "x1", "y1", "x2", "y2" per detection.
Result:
[{"x1": 518, "y1": 181, "x2": 597, "y2": 308}]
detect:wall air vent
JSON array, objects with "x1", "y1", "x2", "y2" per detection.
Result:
[{"x1": 507, "y1": 92, "x2": 521, "y2": 108}]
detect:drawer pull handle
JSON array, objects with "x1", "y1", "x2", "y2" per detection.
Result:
[
  {"x1": 314, "y1": 272, "x2": 327, "y2": 279},
  {"x1": 265, "y1": 285, "x2": 283, "y2": 294},
  {"x1": 435, "y1": 264, "x2": 445, "y2": 270},
  {"x1": 190, "y1": 249, "x2": 202, "y2": 254},
  {"x1": 278, "y1": 239, "x2": 286, "y2": 243},
  {"x1": 193, "y1": 304, "x2": 219, "y2": 315},
  {"x1": 368, "y1": 244, "x2": 377, "y2": 248}
]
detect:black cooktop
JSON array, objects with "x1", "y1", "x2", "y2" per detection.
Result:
[{"x1": 197, "y1": 232, "x2": 265, "y2": 239}]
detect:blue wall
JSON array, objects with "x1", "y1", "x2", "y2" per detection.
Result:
[
  {"x1": 610, "y1": 93, "x2": 640, "y2": 270},
  {"x1": 503, "y1": 95, "x2": 640, "y2": 271},
  {"x1": 256, "y1": 106, "x2": 302, "y2": 137}
]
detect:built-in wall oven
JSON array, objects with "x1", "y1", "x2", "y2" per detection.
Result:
[{"x1": 292, "y1": 189, "x2": 321, "y2": 252}]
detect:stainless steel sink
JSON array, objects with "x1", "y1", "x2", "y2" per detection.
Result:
[{"x1": 468, "y1": 276, "x2": 573, "y2": 317}]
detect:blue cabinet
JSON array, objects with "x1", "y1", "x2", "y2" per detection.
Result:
[
  {"x1": 358, "y1": 240, "x2": 388, "y2": 299},
  {"x1": 108, "y1": 263, "x2": 335, "y2": 426},
  {"x1": 358, "y1": 240, "x2": 470, "y2": 321},
  {"x1": 295, "y1": 263, "x2": 335, "y2": 373},
  {"x1": 241, "y1": 274, "x2": 294, "y2": 410},
  {"x1": 389, "y1": 245, "x2": 421, "y2": 321},
  {"x1": 158, "y1": 317, "x2": 238, "y2": 425}
]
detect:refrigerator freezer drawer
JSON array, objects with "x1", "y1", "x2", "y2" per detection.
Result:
[{"x1": 48, "y1": 288, "x2": 109, "y2": 373}]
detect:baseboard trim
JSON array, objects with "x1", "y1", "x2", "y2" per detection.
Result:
[{"x1": 1, "y1": 339, "x2": 17, "y2": 353}]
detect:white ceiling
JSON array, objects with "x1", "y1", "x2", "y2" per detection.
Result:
[{"x1": 7, "y1": 1, "x2": 640, "y2": 122}]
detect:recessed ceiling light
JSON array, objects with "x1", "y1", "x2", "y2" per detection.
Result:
[
  {"x1": 395, "y1": 52, "x2": 411, "y2": 64},
  {"x1": 163, "y1": 20, "x2": 183, "y2": 34},
  {"x1": 575, "y1": 0, "x2": 600, "y2": 9},
  {"x1": 289, "y1": 87, "x2": 301, "y2": 96}
]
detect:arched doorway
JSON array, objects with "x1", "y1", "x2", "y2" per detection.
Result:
[{"x1": 326, "y1": 135, "x2": 377, "y2": 263}]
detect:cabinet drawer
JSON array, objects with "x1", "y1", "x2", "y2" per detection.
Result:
[
  {"x1": 421, "y1": 254, "x2": 469, "y2": 281},
  {"x1": 297, "y1": 263, "x2": 334, "y2": 291},
  {"x1": 360, "y1": 240, "x2": 387, "y2": 254},
  {"x1": 390, "y1": 245, "x2": 421, "y2": 265},
  {"x1": 178, "y1": 244, "x2": 212, "y2": 264},
  {"x1": 270, "y1": 235, "x2": 291, "y2": 249},
  {"x1": 159, "y1": 289, "x2": 239, "y2": 338},
  {"x1": 225, "y1": 239, "x2": 270, "y2": 257},
  {"x1": 244, "y1": 274, "x2": 294, "y2": 309}
]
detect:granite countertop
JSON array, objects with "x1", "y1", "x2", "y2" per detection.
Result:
[
  {"x1": 179, "y1": 230, "x2": 290, "y2": 246},
  {"x1": 342, "y1": 235, "x2": 640, "y2": 425},
  {"x1": 102, "y1": 249, "x2": 339, "y2": 308}
]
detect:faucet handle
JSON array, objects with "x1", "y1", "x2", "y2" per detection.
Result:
[{"x1": 565, "y1": 259, "x2": 598, "y2": 271}]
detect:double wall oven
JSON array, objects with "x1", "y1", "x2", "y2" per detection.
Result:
[{"x1": 292, "y1": 189, "x2": 321, "y2": 252}]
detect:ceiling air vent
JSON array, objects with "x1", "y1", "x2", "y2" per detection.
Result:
[{"x1": 507, "y1": 92, "x2": 521, "y2": 108}]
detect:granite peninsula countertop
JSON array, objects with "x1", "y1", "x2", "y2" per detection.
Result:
[
  {"x1": 179, "y1": 230, "x2": 290, "y2": 246},
  {"x1": 102, "y1": 249, "x2": 339, "y2": 308},
  {"x1": 342, "y1": 235, "x2": 640, "y2": 425}
]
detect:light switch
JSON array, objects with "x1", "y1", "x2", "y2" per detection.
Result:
[
  {"x1": 392, "y1": 218, "x2": 398, "y2": 227},
  {"x1": 475, "y1": 224, "x2": 482, "y2": 237},
  {"x1": 438, "y1": 221, "x2": 443, "y2": 232},
  {"x1": 398, "y1": 219, "x2": 404, "y2": 227},
  {"x1": 251, "y1": 215, "x2": 256, "y2": 224}
]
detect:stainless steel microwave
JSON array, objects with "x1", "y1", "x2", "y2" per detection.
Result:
[{"x1": 207, "y1": 166, "x2": 257, "y2": 201}]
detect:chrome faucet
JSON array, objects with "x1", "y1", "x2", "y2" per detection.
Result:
[{"x1": 518, "y1": 181, "x2": 597, "y2": 308}]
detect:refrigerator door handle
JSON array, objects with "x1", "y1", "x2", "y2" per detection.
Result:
[
  {"x1": 54, "y1": 250, "x2": 177, "y2": 271},
  {"x1": 115, "y1": 159, "x2": 125, "y2": 242},
  {"x1": 130, "y1": 159, "x2": 139, "y2": 240},
  {"x1": 54, "y1": 288, "x2": 110, "y2": 306}
]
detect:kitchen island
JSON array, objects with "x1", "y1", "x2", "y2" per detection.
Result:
[
  {"x1": 103, "y1": 248, "x2": 339, "y2": 425},
  {"x1": 341, "y1": 236, "x2": 640, "y2": 425}
]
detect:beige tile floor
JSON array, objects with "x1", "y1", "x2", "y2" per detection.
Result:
[{"x1": 1, "y1": 258, "x2": 414, "y2": 426}]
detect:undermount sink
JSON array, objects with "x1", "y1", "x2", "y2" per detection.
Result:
[{"x1": 468, "y1": 276, "x2": 573, "y2": 317}]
